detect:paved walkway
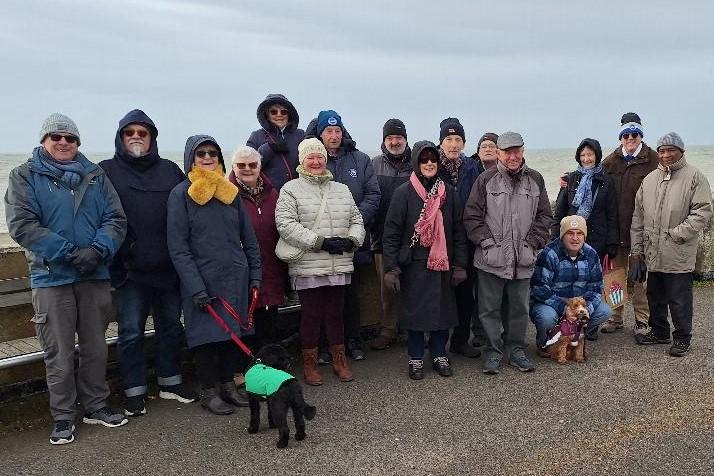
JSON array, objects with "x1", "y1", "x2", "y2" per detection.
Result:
[{"x1": 2, "y1": 287, "x2": 714, "y2": 476}]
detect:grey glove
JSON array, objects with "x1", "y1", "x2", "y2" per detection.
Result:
[
  {"x1": 193, "y1": 291, "x2": 212, "y2": 312},
  {"x1": 69, "y1": 246, "x2": 103, "y2": 275}
]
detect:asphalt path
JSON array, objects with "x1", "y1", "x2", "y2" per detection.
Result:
[{"x1": 2, "y1": 287, "x2": 713, "y2": 476}]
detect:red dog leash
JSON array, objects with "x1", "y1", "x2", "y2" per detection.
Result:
[{"x1": 204, "y1": 287, "x2": 259, "y2": 358}]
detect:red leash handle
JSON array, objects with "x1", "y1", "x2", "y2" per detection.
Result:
[
  {"x1": 215, "y1": 287, "x2": 259, "y2": 331},
  {"x1": 205, "y1": 302, "x2": 254, "y2": 358}
]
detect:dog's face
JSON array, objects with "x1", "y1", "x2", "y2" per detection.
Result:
[
  {"x1": 255, "y1": 344, "x2": 292, "y2": 371},
  {"x1": 564, "y1": 297, "x2": 590, "y2": 323}
]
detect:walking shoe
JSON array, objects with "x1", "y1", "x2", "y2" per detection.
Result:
[
  {"x1": 508, "y1": 354, "x2": 535, "y2": 372},
  {"x1": 483, "y1": 358, "x2": 501, "y2": 375},
  {"x1": 124, "y1": 394, "x2": 147, "y2": 417},
  {"x1": 633, "y1": 321, "x2": 650, "y2": 335},
  {"x1": 330, "y1": 344, "x2": 354, "y2": 382},
  {"x1": 432, "y1": 356, "x2": 453, "y2": 377},
  {"x1": 200, "y1": 387, "x2": 234, "y2": 415},
  {"x1": 669, "y1": 339, "x2": 690, "y2": 357},
  {"x1": 346, "y1": 339, "x2": 366, "y2": 361},
  {"x1": 370, "y1": 334, "x2": 396, "y2": 351},
  {"x1": 220, "y1": 381, "x2": 249, "y2": 407},
  {"x1": 536, "y1": 347, "x2": 550, "y2": 359},
  {"x1": 450, "y1": 342, "x2": 481, "y2": 358},
  {"x1": 635, "y1": 331, "x2": 671, "y2": 345},
  {"x1": 49, "y1": 420, "x2": 75, "y2": 445},
  {"x1": 317, "y1": 350, "x2": 332, "y2": 365},
  {"x1": 82, "y1": 407, "x2": 128, "y2": 428},
  {"x1": 159, "y1": 383, "x2": 197, "y2": 403},
  {"x1": 600, "y1": 321, "x2": 623, "y2": 333},
  {"x1": 408, "y1": 359, "x2": 424, "y2": 380}
]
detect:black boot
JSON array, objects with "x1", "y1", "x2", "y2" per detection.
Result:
[
  {"x1": 220, "y1": 381, "x2": 249, "y2": 407},
  {"x1": 201, "y1": 387, "x2": 234, "y2": 415}
]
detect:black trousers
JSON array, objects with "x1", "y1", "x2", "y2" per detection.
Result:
[
  {"x1": 646, "y1": 272, "x2": 693, "y2": 343},
  {"x1": 192, "y1": 340, "x2": 250, "y2": 389},
  {"x1": 450, "y1": 267, "x2": 476, "y2": 347}
]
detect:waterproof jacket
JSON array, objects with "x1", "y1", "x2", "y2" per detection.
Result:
[
  {"x1": 438, "y1": 153, "x2": 481, "y2": 210},
  {"x1": 463, "y1": 160, "x2": 552, "y2": 280},
  {"x1": 602, "y1": 143, "x2": 658, "y2": 248},
  {"x1": 370, "y1": 146, "x2": 412, "y2": 252},
  {"x1": 245, "y1": 94, "x2": 304, "y2": 190},
  {"x1": 275, "y1": 170, "x2": 365, "y2": 278},
  {"x1": 99, "y1": 109, "x2": 185, "y2": 288},
  {"x1": 631, "y1": 156, "x2": 713, "y2": 273},
  {"x1": 167, "y1": 135, "x2": 262, "y2": 348},
  {"x1": 5, "y1": 148, "x2": 126, "y2": 288},
  {"x1": 237, "y1": 176, "x2": 288, "y2": 308}
]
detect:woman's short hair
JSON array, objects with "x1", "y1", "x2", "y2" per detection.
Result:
[{"x1": 231, "y1": 145, "x2": 262, "y2": 167}]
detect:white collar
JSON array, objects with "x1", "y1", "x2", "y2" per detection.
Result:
[{"x1": 621, "y1": 143, "x2": 643, "y2": 158}]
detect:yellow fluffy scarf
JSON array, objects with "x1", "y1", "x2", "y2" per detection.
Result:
[{"x1": 187, "y1": 167, "x2": 238, "y2": 205}]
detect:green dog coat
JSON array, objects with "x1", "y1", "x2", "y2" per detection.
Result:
[{"x1": 245, "y1": 363, "x2": 294, "y2": 397}]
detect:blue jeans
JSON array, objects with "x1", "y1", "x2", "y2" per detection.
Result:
[
  {"x1": 116, "y1": 280, "x2": 185, "y2": 397},
  {"x1": 530, "y1": 301, "x2": 612, "y2": 348},
  {"x1": 407, "y1": 330, "x2": 449, "y2": 359}
]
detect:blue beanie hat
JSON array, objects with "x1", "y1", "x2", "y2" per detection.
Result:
[
  {"x1": 317, "y1": 110, "x2": 343, "y2": 136},
  {"x1": 619, "y1": 122, "x2": 644, "y2": 140}
]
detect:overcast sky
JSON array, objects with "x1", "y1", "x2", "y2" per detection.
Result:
[{"x1": 2, "y1": 0, "x2": 712, "y2": 154}]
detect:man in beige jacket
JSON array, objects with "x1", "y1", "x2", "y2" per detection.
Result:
[{"x1": 630, "y1": 132, "x2": 713, "y2": 356}]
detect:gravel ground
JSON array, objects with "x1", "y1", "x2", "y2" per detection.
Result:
[{"x1": 1, "y1": 287, "x2": 713, "y2": 476}]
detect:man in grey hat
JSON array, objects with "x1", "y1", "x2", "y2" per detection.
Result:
[
  {"x1": 4, "y1": 113, "x2": 128, "y2": 444},
  {"x1": 463, "y1": 132, "x2": 552, "y2": 374},
  {"x1": 631, "y1": 132, "x2": 712, "y2": 356}
]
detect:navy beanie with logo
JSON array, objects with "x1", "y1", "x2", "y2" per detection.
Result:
[
  {"x1": 317, "y1": 110, "x2": 343, "y2": 136},
  {"x1": 439, "y1": 117, "x2": 465, "y2": 143}
]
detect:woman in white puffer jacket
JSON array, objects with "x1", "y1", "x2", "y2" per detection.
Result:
[{"x1": 275, "y1": 138, "x2": 365, "y2": 386}]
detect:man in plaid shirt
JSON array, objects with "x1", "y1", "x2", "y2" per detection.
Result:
[{"x1": 530, "y1": 215, "x2": 612, "y2": 352}]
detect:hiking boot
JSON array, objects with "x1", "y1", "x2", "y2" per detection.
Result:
[
  {"x1": 317, "y1": 349, "x2": 332, "y2": 365},
  {"x1": 635, "y1": 331, "x2": 671, "y2": 345},
  {"x1": 200, "y1": 387, "x2": 234, "y2": 415},
  {"x1": 483, "y1": 358, "x2": 501, "y2": 375},
  {"x1": 432, "y1": 356, "x2": 453, "y2": 377},
  {"x1": 346, "y1": 339, "x2": 366, "y2": 361},
  {"x1": 124, "y1": 394, "x2": 147, "y2": 417},
  {"x1": 49, "y1": 420, "x2": 75, "y2": 445},
  {"x1": 220, "y1": 381, "x2": 249, "y2": 407},
  {"x1": 408, "y1": 359, "x2": 424, "y2": 380},
  {"x1": 82, "y1": 407, "x2": 128, "y2": 428},
  {"x1": 450, "y1": 342, "x2": 481, "y2": 358},
  {"x1": 330, "y1": 344, "x2": 354, "y2": 382},
  {"x1": 159, "y1": 383, "x2": 197, "y2": 403},
  {"x1": 536, "y1": 347, "x2": 551, "y2": 358},
  {"x1": 633, "y1": 320, "x2": 650, "y2": 335},
  {"x1": 302, "y1": 348, "x2": 323, "y2": 386},
  {"x1": 370, "y1": 334, "x2": 396, "y2": 351},
  {"x1": 509, "y1": 354, "x2": 535, "y2": 372},
  {"x1": 669, "y1": 339, "x2": 690, "y2": 357},
  {"x1": 600, "y1": 320, "x2": 623, "y2": 333}
]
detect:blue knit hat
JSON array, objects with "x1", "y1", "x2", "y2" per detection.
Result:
[
  {"x1": 316, "y1": 110, "x2": 343, "y2": 136},
  {"x1": 619, "y1": 122, "x2": 644, "y2": 140}
]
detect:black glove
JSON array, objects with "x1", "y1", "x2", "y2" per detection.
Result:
[
  {"x1": 268, "y1": 139, "x2": 289, "y2": 154},
  {"x1": 321, "y1": 237, "x2": 344, "y2": 255},
  {"x1": 606, "y1": 245, "x2": 618, "y2": 260},
  {"x1": 69, "y1": 246, "x2": 103, "y2": 275},
  {"x1": 384, "y1": 270, "x2": 401, "y2": 294},
  {"x1": 627, "y1": 255, "x2": 647, "y2": 283},
  {"x1": 451, "y1": 267, "x2": 467, "y2": 287},
  {"x1": 335, "y1": 237, "x2": 355, "y2": 253},
  {"x1": 193, "y1": 291, "x2": 212, "y2": 312}
]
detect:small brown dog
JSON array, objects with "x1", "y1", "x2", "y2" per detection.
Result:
[{"x1": 545, "y1": 297, "x2": 590, "y2": 364}]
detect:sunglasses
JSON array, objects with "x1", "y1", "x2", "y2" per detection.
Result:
[
  {"x1": 269, "y1": 108, "x2": 289, "y2": 116},
  {"x1": 621, "y1": 132, "x2": 641, "y2": 140},
  {"x1": 196, "y1": 150, "x2": 219, "y2": 158},
  {"x1": 234, "y1": 162, "x2": 259, "y2": 170},
  {"x1": 123, "y1": 128, "x2": 149, "y2": 139},
  {"x1": 49, "y1": 134, "x2": 78, "y2": 144},
  {"x1": 418, "y1": 156, "x2": 439, "y2": 164}
]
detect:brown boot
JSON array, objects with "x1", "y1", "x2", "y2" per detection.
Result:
[
  {"x1": 302, "y1": 348, "x2": 323, "y2": 386},
  {"x1": 330, "y1": 344, "x2": 354, "y2": 382}
]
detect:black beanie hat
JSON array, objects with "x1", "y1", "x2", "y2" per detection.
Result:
[
  {"x1": 439, "y1": 117, "x2": 465, "y2": 143},
  {"x1": 383, "y1": 118, "x2": 407, "y2": 140},
  {"x1": 477, "y1": 132, "x2": 499, "y2": 149},
  {"x1": 620, "y1": 112, "x2": 641, "y2": 125}
]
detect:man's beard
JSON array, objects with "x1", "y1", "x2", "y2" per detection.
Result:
[
  {"x1": 128, "y1": 144, "x2": 145, "y2": 158},
  {"x1": 385, "y1": 144, "x2": 406, "y2": 156}
]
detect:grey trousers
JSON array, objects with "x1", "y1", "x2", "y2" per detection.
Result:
[
  {"x1": 477, "y1": 269, "x2": 530, "y2": 361},
  {"x1": 31, "y1": 280, "x2": 112, "y2": 420}
]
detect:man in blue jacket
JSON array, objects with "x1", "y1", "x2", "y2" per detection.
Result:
[
  {"x1": 4, "y1": 113, "x2": 128, "y2": 445},
  {"x1": 530, "y1": 215, "x2": 612, "y2": 352},
  {"x1": 100, "y1": 110, "x2": 197, "y2": 417}
]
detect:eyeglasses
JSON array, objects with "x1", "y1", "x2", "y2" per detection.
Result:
[
  {"x1": 234, "y1": 162, "x2": 259, "y2": 170},
  {"x1": 123, "y1": 128, "x2": 149, "y2": 139},
  {"x1": 418, "y1": 156, "x2": 439, "y2": 164},
  {"x1": 621, "y1": 132, "x2": 641, "y2": 140},
  {"x1": 269, "y1": 108, "x2": 289, "y2": 116},
  {"x1": 49, "y1": 134, "x2": 78, "y2": 144},
  {"x1": 196, "y1": 150, "x2": 219, "y2": 158}
]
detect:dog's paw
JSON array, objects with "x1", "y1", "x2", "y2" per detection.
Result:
[
  {"x1": 247, "y1": 424, "x2": 259, "y2": 434},
  {"x1": 304, "y1": 405, "x2": 317, "y2": 420},
  {"x1": 295, "y1": 430, "x2": 306, "y2": 441},
  {"x1": 276, "y1": 438, "x2": 289, "y2": 448}
]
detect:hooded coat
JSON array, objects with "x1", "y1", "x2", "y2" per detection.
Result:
[
  {"x1": 242, "y1": 94, "x2": 305, "y2": 190},
  {"x1": 551, "y1": 138, "x2": 619, "y2": 258},
  {"x1": 99, "y1": 109, "x2": 185, "y2": 288},
  {"x1": 167, "y1": 135, "x2": 262, "y2": 348},
  {"x1": 370, "y1": 144, "x2": 412, "y2": 252},
  {"x1": 381, "y1": 141, "x2": 467, "y2": 331}
]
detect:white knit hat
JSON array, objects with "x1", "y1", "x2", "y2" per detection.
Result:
[{"x1": 298, "y1": 138, "x2": 327, "y2": 165}]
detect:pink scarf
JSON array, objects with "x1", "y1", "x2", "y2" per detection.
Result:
[{"x1": 410, "y1": 173, "x2": 449, "y2": 271}]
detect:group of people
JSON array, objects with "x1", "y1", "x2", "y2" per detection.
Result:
[{"x1": 4, "y1": 96, "x2": 712, "y2": 446}]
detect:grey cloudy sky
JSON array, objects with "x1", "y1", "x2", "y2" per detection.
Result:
[{"x1": 2, "y1": 0, "x2": 712, "y2": 154}]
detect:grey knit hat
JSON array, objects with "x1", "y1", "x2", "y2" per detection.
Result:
[
  {"x1": 39, "y1": 113, "x2": 81, "y2": 145},
  {"x1": 656, "y1": 132, "x2": 685, "y2": 153}
]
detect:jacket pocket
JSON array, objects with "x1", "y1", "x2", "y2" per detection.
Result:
[
  {"x1": 31, "y1": 312, "x2": 47, "y2": 324},
  {"x1": 517, "y1": 242, "x2": 537, "y2": 268},
  {"x1": 482, "y1": 244, "x2": 505, "y2": 268}
]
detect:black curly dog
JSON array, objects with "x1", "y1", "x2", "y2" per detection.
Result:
[{"x1": 246, "y1": 344, "x2": 317, "y2": 448}]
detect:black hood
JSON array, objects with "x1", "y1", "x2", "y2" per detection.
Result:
[
  {"x1": 114, "y1": 109, "x2": 160, "y2": 170},
  {"x1": 575, "y1": 138, "x2": 603, "y2": 166},
  {"x1": 256, "y1": 94, "x2": 299, "y2": 133},
  {"x1": 304, "y1": 117, "x2": 357, "y2": 152},
  {"x1": 411, "y1": 140, "x2": 440, "y2": 177},
  {"x1": 183, "y1": 135, "x2": 225, "y2": 174}
]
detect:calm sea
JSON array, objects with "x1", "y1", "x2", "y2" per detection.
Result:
[{"x1": 2, "y1": 146, "x2": 713, "y2": 237}]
